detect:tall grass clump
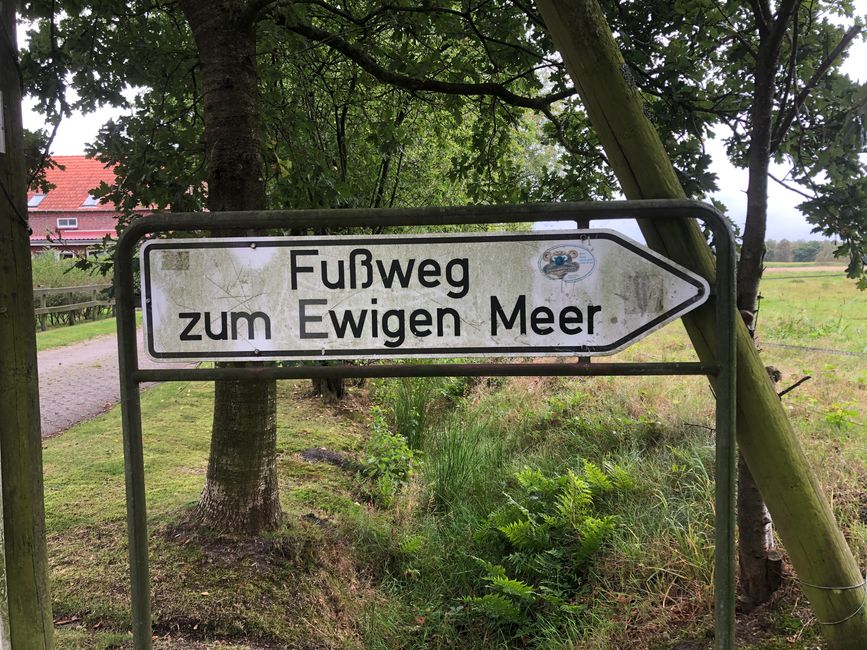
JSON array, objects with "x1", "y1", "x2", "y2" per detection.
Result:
[
  {"x1": 422, "y1": 414, "x2": 506, "y2": 515},
  {"x1": 371, "y1": 374, "x2": 465, "y2": 448}
]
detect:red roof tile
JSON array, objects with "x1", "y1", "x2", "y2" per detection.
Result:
[{"x1": 27, "y1": 156, "x2": 116, "y2": 212}]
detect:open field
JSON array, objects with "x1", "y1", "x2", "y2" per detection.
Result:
[
  {"x1": 757, "y1": 272, "x2": 866, "y2": 354},
  {"x1": 45, "y1": 271, "x2": 864, "y2": 648},
  {"x1": 763, "y1": 266, "x2": 848, "y2": 274}
]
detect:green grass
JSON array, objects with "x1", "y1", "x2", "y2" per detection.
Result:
[
  {"x1": 758, "y1": 273, "x2": 867, "y2": 353},
  {"x1": 36, "y1": 312, "x2": 142, "y2": 351},
  {"x1": 37, "y1": 317, "x2": 116, "y2": 351},
  {"x1": 44, "y1": 380, "x2": 379, "y2": 648},
  {"x1": 354, "y1": 372, "x2": 724, "y2": 648}
]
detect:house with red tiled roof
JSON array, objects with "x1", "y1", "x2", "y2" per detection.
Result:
[{"x1": 27, "y1": 155, "x2": 147, "y2": 257}]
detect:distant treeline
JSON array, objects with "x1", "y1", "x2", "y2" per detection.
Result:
[{"x1": 765, "y1": 239, "x2": 841, "y2": 263}]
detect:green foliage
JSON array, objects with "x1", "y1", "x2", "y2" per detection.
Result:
[
  {"x1": 823, "y1": 402, "x2": 859, "y2": 430},
  {"x1": 359, "y1": 407, "x2": 418, "y2": 506},
  {"x1": 30, "y1": 253, "x2": 103, "y2": 288},
  {"x1": 792, "y1": 241, "x2": 822, "y2": 263},
  {"x1": 30, "y1": 254, "x2": 114, "y2": 329},
  {"x1": 464, "y1": 464, "x2": 620, "y2": 631},
  {"x1": 765, "y1": 314, "x2": 841, "y2": 341},
  {"x1": 23, "y1": 128, "x2": 60, "y2": 194},
  {"x1": 464, "y1": 590, "x2": 526, "y2": 625},
  {"x1": 602, "y1": 0, "x2": 866, "y2": 286},
  {"x1": 23, "y1": 0, "x2": 567, "y2": 229},
  {"x1": 543, "y1": 390, "x2": 589, "y2": 425},
  {"x1": 422, "y1": 415, "x2": 506, "y2": 513},
  {"x1": 766, "y1": 238, "x2": 842, "y2": 263},
  {"x1": 371, "y1": 376, "x2": 446, "y2": 449}
]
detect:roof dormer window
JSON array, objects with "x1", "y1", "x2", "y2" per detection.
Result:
[
  {"x1": 28, "y1": 193, "x2": 46, "y2": 207},
  {"x1": 82, "y1": 194, "x2": 100, "y2": 206}
]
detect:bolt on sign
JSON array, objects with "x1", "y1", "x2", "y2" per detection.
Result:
[{"x1": 141, "y1": 230, "x2": 709, "y2": 362}]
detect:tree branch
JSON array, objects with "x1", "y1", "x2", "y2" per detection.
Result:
[
  {"x1": 770, "y1": 23, "x2": 862, "y2": 153},
  {"x1": 540, "y1": 106, "x2": 580, "y2": 156},
  {"x1": 712, "y1": 3, "x2": 758, "y2": 59},
  {"x1": 768, "y1": 171, "x2": 814, "y2": 199},
  {"x1": 277, "y1": 16, "x2": 575, "y2": 110},
  {"x1": 747, "y1": 0, "x2": 771, "y2": 35},
  {"x1": 774, "y1": 7, "x2": 799, "y2": 134},
  {"x1": 243, "y1": 0, "x2": 280, "y2": 24},
  {"x1": 778, "y1": 375, "x2": 811, "y2": 398},
  {"x1": 766, "y1": 0, "x2": 802, "y2": 58}
]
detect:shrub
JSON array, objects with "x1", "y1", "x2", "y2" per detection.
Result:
[
  {"x1": 31, "y1": 253, "x2": 104, "y2": 288},
  {"x1": 359, "y1": 408, "x2": 418, "y2": 506}
]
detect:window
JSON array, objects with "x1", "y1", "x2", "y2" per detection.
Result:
[
  {"x1": 57, "y1": 217, "x2": 78, "y2": 229},
  {"x1": 28, "y1": 193, "x2": 46, "y2": 207},
  {"x1": 60, "y1": 251, "x2": 75, "y2": 259},
  {"x1": 82, "y1": 194, "x2": 100, "y2": 206}
]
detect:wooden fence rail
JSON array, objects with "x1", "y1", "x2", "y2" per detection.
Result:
[{"x1": 33, "y1": 284, "x2": 114, "y2": 330}]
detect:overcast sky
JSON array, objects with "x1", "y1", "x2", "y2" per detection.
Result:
[{"x1": 22, "y1": 3, "x2": 865, "y2": 242}]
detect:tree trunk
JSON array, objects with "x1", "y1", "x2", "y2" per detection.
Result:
[
  {"x1": 0, "y1": 1, "x2": 55, "y2": 644},
  {"x1": 737, "y1": 454, "x2": 783, "y2": 606},
  {"x1": 179, "y1": 0, "x2": 281, "y2": 533},
  {"x1": 312, "y1": 375, "x2": 346, "y2": 402},
  {"x1": 535, "y1": 1, "x2": 867, "y2": 646},
  {"x1": 738, "y1": 44, "x2": 776, "y2": 324},
  {"x1": 196, "y1": 378, "x2": 280, "y2": 533},
  {"x1": 736, "y1": 38, "x2": 781, "y2": 610}
]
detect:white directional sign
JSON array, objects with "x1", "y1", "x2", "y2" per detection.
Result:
[{"x1": 141, "y1": 230, "x2": 709, "y2": 362}]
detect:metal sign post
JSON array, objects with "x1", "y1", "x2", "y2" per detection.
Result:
[{"x1": 114, "y1": 200, "x2": 736, "y2": 649}]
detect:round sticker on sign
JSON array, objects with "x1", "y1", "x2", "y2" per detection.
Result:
[{"x1": 539, "y1": 244, "x2": 596, "y2": 282}]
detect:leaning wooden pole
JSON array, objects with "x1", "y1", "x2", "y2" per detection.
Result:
[
  {"x1": 0, "y1": 1, "x2": 55, "y2": 646},
  {"x1": 534, "y1": 0, "x2": 867, "y2": 647}
]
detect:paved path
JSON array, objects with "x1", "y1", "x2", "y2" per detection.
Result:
[{"x1": 38, "y1": 330, "x2": 191, "y2": 437}]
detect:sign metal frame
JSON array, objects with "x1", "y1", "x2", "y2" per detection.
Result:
[
  {"x1": 139, "y1": 229, "x2": 710, "y2": 361},
  {"x1": 114, "y1": 200, "x2": 736, "y2": 649}
]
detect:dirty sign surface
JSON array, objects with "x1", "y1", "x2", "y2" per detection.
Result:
[{"x1": 141, "y1": 230, "x2": 709, "y2": 361}]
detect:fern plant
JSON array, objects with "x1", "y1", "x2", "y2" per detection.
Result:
[{"x1": 464, "y1": 461, "x2": 624, "y2": 630}]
